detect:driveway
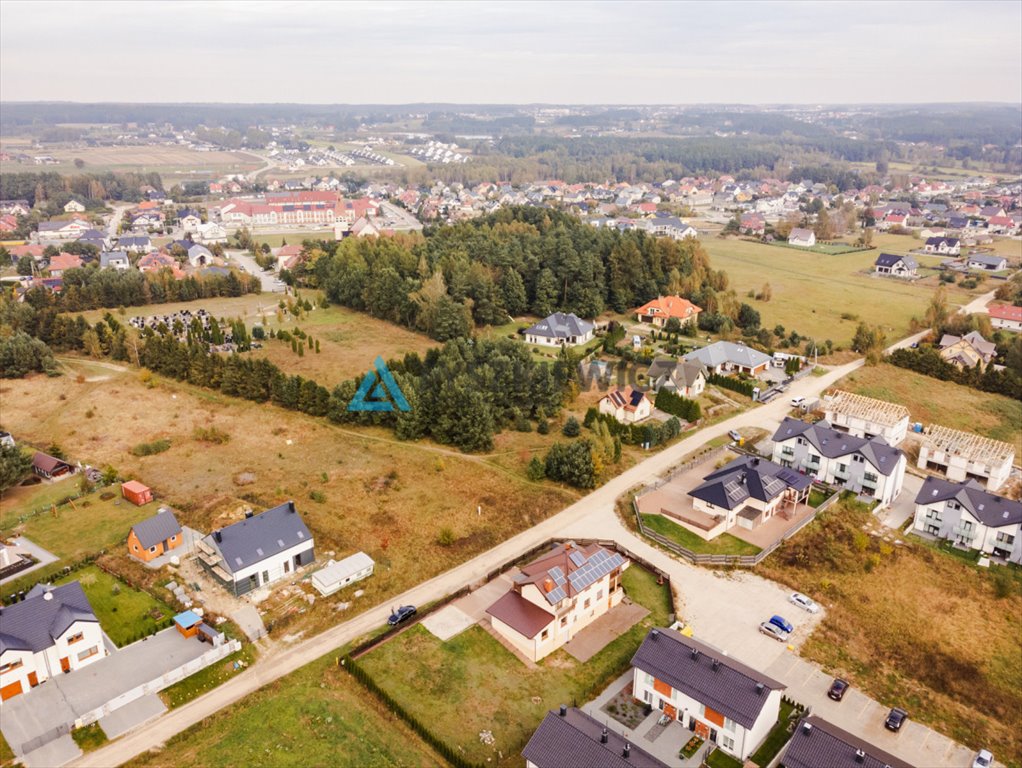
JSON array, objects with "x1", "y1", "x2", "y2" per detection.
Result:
[
  {"x1": 0, "y1": 536, "x2": 58, "y2": 585},
  {"x1": 876, "y1": 471, "x2": 924, "y2": 531},
  {"x1": 224, "y1": 250, "x2": 284, "y2": 292}
]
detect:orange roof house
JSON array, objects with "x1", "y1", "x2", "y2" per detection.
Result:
[
  {"x1": 634, "y1": 295, "x2": 703, "y2": 328},
  {"x1": 121, "y1": 480, "x2": 154, "y2": 506}
]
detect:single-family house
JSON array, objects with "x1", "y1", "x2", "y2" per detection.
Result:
[
  {"x1": 275, "y1": 244, "x2": 304, "y2": 271},
  {"x1": 772, "y1": 418, "x2": 906, "y2": 507},
  {"x1": 923, "y1": 237, "x2": 960, "y2": 255},
  {"x1": 0, "y1": 582, "x2": 107, "y2": 701},
  {"x1": 598, "y1": 387, "x2": 652, "y2": 425},
  {"x1": 63, "y1": 199, "x2": 86, "y2": 213},
  {"x1": 988, "y1": 304, "x2": 1022, "y2": 332},
  {"x1": 916, "y1": 425, "x2": 1014, "y2": 492},
  {"x1": 116, "y1": 235, "x2": 152, "y2": 253},
  {"x1": 36, "y1": 220, "x2": 90, "y2": 241},
  {"x1": 683, "y1": 341, "x2": 771, "y2": 377},
  {"x1": 311, "y1": 552, "x2": 375, "y2": 596},
  {"x1": 739, "y1": 213, "x2": 766, "y2": 236},
  {"x1": 645, "y1": 358, "x2": 706, "y2": 398},
  {"x1": 967, "y1": 254, "x2": 1008, "y2": 272},
  {"x1": 788, "y1": 228, "x2": 816, "y2": 247},
  {"x1": 121, "y1": 480, "x2": 154, "y2": 506},
  {"x1": 127, "y1": 508, "x2": 184, "y2": 563},
  {"x1": 822, "y1": 390, "x2": 910, "y2": 446},
  {"x1": 631, "y1": 628, "x2": 785, "y2": 761},
  {"x1": 194, "y1": 221, "x2": 227, "y2": 244},
  {"x1": 99, "y1": 250, "x2": 131, "y2": 271},
  {"x1": 780, "y1": 716, "x2": 915, "y2": 768},
  {"x1": 32, "y1": 451, "x2": 72, "y2": 479},
  {"x1": 681, "y1": 454, "x2": 813, "y2": 539},
  {"x1": 178, "y1": 209, "x2": 202, "y2": 233},
  {"x1": 524, "y1": 313, "x2": 595, "y2": 347},
  {"x1": 486, "y1": 541, "x2": 628, "y2": 662},
  {"x1": 523, "y1": 707, "x2": 669, "y2": 768},
  {"x1": 938, "y1": 331, "x2": 996, "y2": 371},
  {"x1": 186, "y1": 243, "x2": 213, "y2": 268},
  {"x1": 46, "y1": 252, "x2": 82, "y2": 277},
  {"x1": 633, "y1": 295, "x2": 702, "y2": 329},
  {"x1": 76, "y1": 228, "x2": 109, "y2": 251},
  {"x1": 131, "y1": 211, "x2": 165, "y2": 230},
  {"x1": 873, "y1": 253, "x2": 917, "y2": 278},
  {"x1": 196, "y1": 501, "x2": 315, "y2": 596},
  {"x1": 0, "y1": 200, "x2": 31, "y2": 217},
  {"x1": 912, "y1": 477, "x2": 1021, "y2": 563}
]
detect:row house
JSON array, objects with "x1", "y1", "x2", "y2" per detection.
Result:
[{"x1": 912, "y1": 476, "x2": 1021, "y2": 563}]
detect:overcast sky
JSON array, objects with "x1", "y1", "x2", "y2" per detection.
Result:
[{"x1": 2, "y1": 0, "x2": 1020, "y2": 104}]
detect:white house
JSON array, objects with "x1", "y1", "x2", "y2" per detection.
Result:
[
  {"x1": 178, "y1": 211, "x2": 202, "y2": 233},
  {"x1": 598, "y1": 387, "x2": 652, "y2": 425},
  {"x1": 684, "y1": 341, "x2": 771, "y2": 377},
  {"x1": 196, "y1": 501, "x2": 315, "y2": 596},
  {"x1": 0, "y1": 582, "x2": 108, "y2": 701},
  {"x1": 486, "y1": 542, "x2": 628, "y2": 662},
  {"x1": 99, "y1": 250, "x2": 131, "y2": 271},
  {"x1": 186, "y1": 244, "x2": 214, "y2": 268},
  {"x1": 912, "y1": 476, "x2": 1022, "y2": 563},
  {"x1": 524, "y1": 312, "x2": 595, "y2": 347},
  {"x1": 631, "y1": 628, "x2": 785, "y2": 762},
  {"x1": 822, "y1": 390, "x2": 910, "y2": 446},
  {"x1": 988, "y1": 304, "x2": 1022, "y2": 332},
  {"x1": 873, "y1": 253, "x2": 918, "y2": 278},
  {"x1": 924, "y1": 236, "x2": 960, "y2": 255},
  {"x1": 772, "y1": 418, "x2": 906, "y2": 507},
  {"x1": 63, "y1": 199, "x2": 86, "y2": 213},
  {"x1": 967, "y1": 254, "x2": 1008, "y2": 272},
  {"x1": 646, "y1": 358, "x2": 706, "y2": 398},
  {"x1": 788, "y1": 228, "x2": 816, "y2": 247},
  {"x1": 916, "y1": 425, "x2": 1014, "y2": 492},
  {"x1": 36, "y1": 220, "x2": 90, "y2": 242},
  {"x1": 311, "y1": 552, "x2": 374, "y2": 596},
  {"x1": 194, "y1": 221, "x2": 227, "y2": 245}
]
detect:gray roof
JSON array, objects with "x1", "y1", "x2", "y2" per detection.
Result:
[
  {"x1": 203, "y1": 501, "x2": 313, "y2": 574},
  {"x1": 631, "y1": 628, "x2": 784, "y2": 730},
  {"x1": 132, "y1": 509, "x2": 182, "y2": 550},
  {"x1": 780, "y1": 716, "x2": 915, "y2": 768},
  {"x1": 772, "y1": 418, "x2": 904, "y2": 476},
  {"x1": 525, "y1": 312, "x2": 594, "y2": 340},
  {"x1": 967, "y1": 254, "x2": 1006, "y2": 268},
  {"x1": 914, "y1": 476, "x2": 1022, "y2": 528},
  {"x1": 647, "y1": 358, "x2": 706, "y2": 389},
  {"x1": 938, "y1": 331, "x2": 996, "y2": 360},
  {"x1": 116, "y1": 236, "x2": 151, "y2": 247},
  {"x1": 684, "y1": 341, "x2": 771, "y2": 371},
  {"x1": 875, "y1": 253, "x2": 916, "y2": 269},
  {"x1": 522, "y1": 708, "x2": 668, "y2": 768},
  {"x1": 37, "y1": 221, "x2": 76, "y2": 232},
  {"x1": 100, "y1": 250, "x2": 130, "y2": 267},
  {"x1": 689, "y1": 455, "x2": 812, "y2": 511},
  {"x1": 0, "y1": 581, "x2": 97, "y2": 656}
]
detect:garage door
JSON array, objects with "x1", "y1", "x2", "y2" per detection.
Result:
[{"x1": 0, "y1": 679, "x2": 23, "y2": 701}]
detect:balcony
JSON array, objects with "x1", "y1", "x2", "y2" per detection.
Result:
[{"x1": 952, "y1": 524, "x2": 977, "y2": 542}]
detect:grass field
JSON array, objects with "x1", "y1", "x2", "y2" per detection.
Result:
[
  {"x1": 758, "y1": 499, "x2": 1022, "y2": 764},
  {"x1": 0, "y1": 358, "x2": 573, "y2": 637},
  {"x1": 358, "y1": 566, "x2": 672, "y2": 766},
  {"x1": 248, "y1": 231, "x2": 332, "y2": 249},
  {"x1": 160, "y1": 643, "x2": 259, "y2": 709},
  {"x1": 640, "y1": 513, "x2": 761, "y2": 556},
  {"x1": 871, "y1": 232, "x2": 1022, "y2": 263},
  {"x1": 129, "y1": 651, "x2": 443, "y2": 768},
  {"x1": 55, "y1": 565, "x2": 175, "y2": 646},
  {"x1": 74, "y1": 294, "x2": 284, "y2": 327},
  {"x1": 701, "y1": 237, "x2": 986, "y2": 346},
  {"x1": 835, "y1": 363, "x2": 1022, "y2": 444},
  {"x1": 0, "y1": 145, "x2": 262, "y2": 177}
]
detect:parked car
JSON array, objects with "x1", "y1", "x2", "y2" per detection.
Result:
[
  {"x1": 387, "y1": 605, "x2": 417, "y2": 626},
  {"x1": 789, "y1": 592, "x2": 819, "y2": 613},
  {"x1": 972, "y1": 750, "x2": 993, "y2": 768},
  {"x1": 884, "y1": 708, "x2": 908, "y2": 732},
  {"x1": 790, "y1": 396, "x2": 806, "y2": 407},
  {"x1": 827, "y1": 678, "x2": 849, "y2": 701},
  {"x1": 768, "y1": 615, "x2": 794, "y2": 633},
  {"x1": 758, "y1": 622, "x2": 788, "y2": 642},
  {"x1": 728, "y1": 429, "x2": 742, "y2": 442}
]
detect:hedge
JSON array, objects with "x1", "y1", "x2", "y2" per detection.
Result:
[
  {"x1": 707, "y1": 372, "x2": 755, "y2": 398},
  {"x1": 654, "y1": 389, "x2": 702, "y2": 421}
]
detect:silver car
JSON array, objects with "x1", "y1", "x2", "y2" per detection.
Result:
[
  {"x1": 789, "y1": 592, "x2": 820, "y2": 614},
  {"x1": 759, "y1": 621, "x2": 789, "y2": 642}
]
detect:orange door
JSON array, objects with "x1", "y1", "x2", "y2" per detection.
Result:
[
  {"x1": 0, "y1": 680, "x2": 23, "y2": 700},
  {"x1": 28, "y1": 672, "x2": 38, "y2": 687},
  {"x1": 60, "y1": 657, "x2": 70, "y2": 673}
]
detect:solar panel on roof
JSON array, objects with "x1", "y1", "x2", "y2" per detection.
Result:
[{"x1": 569, "y1": 550, "x2": 586, "y2": 567}]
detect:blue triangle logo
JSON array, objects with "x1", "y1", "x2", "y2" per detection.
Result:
[{"x1": 349, "y1": 356, "x2": 411, "y2": 412}]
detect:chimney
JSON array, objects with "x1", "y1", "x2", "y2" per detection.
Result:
[
  {"x1": 288, "y1": 500, "x2": 296, "y2": 513},
  {"x1": 712, "y1": 659, "x2": 720, "y2": 671},
  {"x1": 623, "y1": 743, "x2": 631, "y2": 758},
  {"x1": 214, "y1": 530, "x2": 222, "y2": 543},
  {"x1": 651, "y1": 629, "x2": 660, "y2": 640},
  {"x1": 755, "y1": 683, "x2": 764, "y2": 696},
  {"x1": 690, "y1": 648, "x2": 699, "y2": 660},
  {"x1": 543, "y1": 578, "x2": 555, "y2": 593},
  {"x1": 601, "y1": 728, "x2": 608, "y2": 744},
  {"x1": 244, "y1": 510, "x2": 253, "y2": 519},
  {"x1": 559, "y1": 704, "x2": 567, "y2": 717},
  {"x1": 43, "y1": 591, "x2": 53, "y2": 601},
  {"x1": 802, "y1": 722, "x2": 813, "y2": 736},
  {"x1": 855, "y1": 749, "x2": 866, "y2": 763}
]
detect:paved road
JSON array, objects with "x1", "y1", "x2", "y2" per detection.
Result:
[
  {"x1": 224, "y1": 250, "x2": 283, "y2": 292},
  {"x1": 106, "y1": 203, "x2": 132, "y2": 240},
  {"x1": 72, "y1": 332, "x2": 977, "y2": 768}
]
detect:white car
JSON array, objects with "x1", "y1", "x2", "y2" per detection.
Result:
[
  {"x1": 790, "y1": 396, "x2": 806, "y2": 407},
  {"x1": 972, "y1": 750, "x2": 993, "y2": 768},
  {"x1": 789, "y1": 592, "x2": 819, "y2": 614}
]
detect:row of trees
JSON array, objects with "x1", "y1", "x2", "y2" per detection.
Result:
[
  {"x1": 0, "y1": 171, "x2": 163, "y2": 206},
  {"x1": 887, "y1": 348, "x2": 1022, "y2": 400}
]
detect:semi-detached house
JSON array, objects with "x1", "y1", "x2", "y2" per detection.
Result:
[
  {"x1": 912, "y1": 476, "x2": 1022, "y2": 563},
  {"x1": 631, "y1": 628, "x2": 785, "y2": 762}
]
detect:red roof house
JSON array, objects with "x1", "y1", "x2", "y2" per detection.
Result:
[{"x1": 634, "y1": 295, "x2": 703, "y2": 328}]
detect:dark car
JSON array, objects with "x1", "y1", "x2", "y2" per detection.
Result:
[
  {"x1": 769, "y1": 615, "x2": 794, "y2": 634},
  {"x1": 387, "y1": 605, "x2": 417, "y2": 626},
  {"x1": 827, "y1": 678, "x2": 849, "y2": 701},
  {"x1": 885, "y1": 707, "x2": 908, "y2": 732}
]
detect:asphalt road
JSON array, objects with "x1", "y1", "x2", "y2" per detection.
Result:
[
  {"x1": 224, "y1": 250, "x2": 283, "y2": 292},
  {"x1": 71, "y1": 299, "x2": 995, "y2": 768}
]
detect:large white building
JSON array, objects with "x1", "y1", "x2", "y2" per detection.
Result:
[
  {"x1": 0, "y1": 582, "x2": 107, "y2": 701},
  {"x1": 916, "y1": 425, "x2": 1015, "y2": 493},
  {"x1": 822, "y1": 390, "x2": 910, "y2": 447},
  {"x1": 523, "y1": 313, "x2": 595, "y2": 348},
  {"x1": 772, "y1": 418, "x2": 906, "y2": 508},
  {"x1": 486, "y1": 542, "x2": 628, "y2": 662},
  {"x1": 631, "y1": 629, "x2": 785, "y2": 762},
  {"x1": 196, "y1": 501, "x2": 315, "y2": 597},
  {"x1": 912, "y1": 477, "x2": 1022, "y2": 563}
]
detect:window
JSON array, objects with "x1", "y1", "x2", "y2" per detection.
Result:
[
  {"x1": 560, "y1": 617, "x2": 568, "y2": 628},
  {"x1": 642, "y1": 690, "x2": 652, "y2": 704},
  {"x1": 723, "y1": 717, "x2": 736, "y2": 733},
  {"x1": 996, "y1": 532, "x2": 1016, "y2": 546},
  {"x1": 262, "y1": 570, "x2": 269, "y2": 583},
  {"x1": 852, "y1": 454, "x2": 865, "y2": 464},
  {"x1": 644, "y1": 673, "x2": 654, "y2": 686},
  {"x1": 721, "y1": 735, "x2": 736, "y2": 753},
  {"x1": 0, "y1": 660, "x2": 23, "y2": 674},
  {"x1": 67, "y1": 632, "x2": 84, "y2": 645},
  {"x1": 597, "y1": 589, "x2": 603, "y2": 600},
  {"x1": 149, "y1": 546, "x2": 157, "y2": 553},
  {"x1": 864, "y1": 472, "x2": 878, "y2": 483},
  {"x1": 837, "y1": 463, "x2": 847, "y2": 473},
  {"x1": 584, "y1": 598, "x2": 591, "y2": 610},
  {"x1": 541, "y1": 629, "x2": 549, "y2": 641},
  {"x1": 808, "y1": 453, "x2": 820, "y2": 464},
  {"x1": 77, "y1": 646, "x2": 98, "y2": 663},
  {"x1": 284, "y1": 561, "x2": 290, "y2": 574}
]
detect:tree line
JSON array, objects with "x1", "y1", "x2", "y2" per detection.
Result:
[{"x1": 0, "y1": 171, "x2": 164, "y2": 206}]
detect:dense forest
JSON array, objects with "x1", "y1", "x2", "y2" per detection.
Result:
[{"x1": 0, "y1": 171, "x2": 164, "y2": 206}]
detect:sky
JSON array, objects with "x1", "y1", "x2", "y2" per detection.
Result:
[{"x1": 2, "y1": 0, "x2": 1020, "y2": 104}]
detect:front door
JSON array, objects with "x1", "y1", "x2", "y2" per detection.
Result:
[
  {"x1": 60, "y1": 657, "x2": 70, "y2": 673},
  {"x1": 663, "y1": 703, "x2": 677, "y2": 720},
  {"x1": 27, "y1": 672, "x2": 38, "y2": 687}
]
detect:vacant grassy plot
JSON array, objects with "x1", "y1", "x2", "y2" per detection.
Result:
[
  {"x1": 358, "y1": 566, "x2": 672, "y2": 766},
  {"x1": 248, "y1": 231, "x2": 332, "y2": 249},
  {"x1": 129, "y1": 652, "x2": 443, "y2": 768},
  {"x1": 247, "y1": 304, "x2": 438, "y2": 384},
  {"x1": 75, "y1": 294, "x2": 283, "y2": 326},
  {"x1": 0, "y1": 358, "x2": 572, "y2": 637},
  {"x1": 54, "y1": 565, "x2": 175, "y2": 647},
  {"x1": 836, "y1": 363, "x2": 1022, "y2": 444},
  {"x1": 0, "y1": 145, "x2": 262, "y2": 177},
  {"x1": 640, "y1": 513, "x2": 762, "y2": 556},
  {"x1": 71, "y1": 723, "x2": 108, "y2": 753},
  {"x1": 758, "y1": 500, "x2": 1022, "y2": 763},
  {"x1": 701, "y1": 238, "x2": 983, "y2": 345},
  {"x1": 0, "y1": 731, "x2": 13, "y2": 768},
  {"x1": 871, "y1": 232, "x2": 1022, "y2": 264}
]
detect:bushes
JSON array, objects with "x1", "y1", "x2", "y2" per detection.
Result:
[
  {"x1": 583, "y1": 407, "x2": 682, "y2": 448},
  {"x1": 654, "y1": 389, "x2": 702, "y2": 422},
  {"x1": 0, "y1": 331, "x2": 58, "y2": 378},
  {"x1": 193, "y1": 426, "x2": 231, "y2": 444},
  {"x1": 707, "y1": 372, "x2": 755, "y2": 398},
  {"x1": 888, "y1": 348, "x2": 1022, "y2": 400},
  {"x1": 130, "y1": 438, "x2": 171, "y2": 457}
]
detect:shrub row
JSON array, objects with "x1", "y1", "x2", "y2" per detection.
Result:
[{"x1": 707, "y1": 372, "x2": 755, "y2": 398}]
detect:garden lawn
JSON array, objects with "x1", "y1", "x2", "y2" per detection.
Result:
[
  {"x1": 55, "y1": 565, "x2": 176, "y2": 647},
  {"x1": 357, "y1": 565, "x2": 672, "y2": 767},
  {"x1": 71, "y1": 724, "x2": 108, "y2": 753},
  {"x1": 641, "y1": 513, "x2": 762, "y2": 556},
  {"x1": 160, "y1": 643, "x2": 258, "y2": 709},
  {"x1": 749, "y1": 700, "x2": 797, "y2": 767}
]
